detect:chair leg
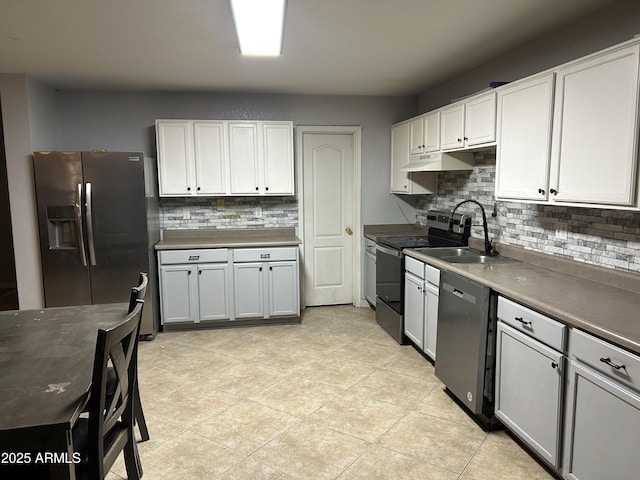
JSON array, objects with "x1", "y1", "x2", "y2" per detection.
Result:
[
  {"x1": 123, "y1": 434, "x2": 143, "y2": 480},
  {"x1": 134, "y1": 380, "x2": 150, "y2": 442}
]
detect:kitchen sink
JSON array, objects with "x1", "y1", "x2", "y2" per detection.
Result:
[
  {"x1": 411, "y1": 246, "x2": 516, "y2": 264},
  {"x1": 439, "y1": 254, "x2": 515, "y2": 264}
]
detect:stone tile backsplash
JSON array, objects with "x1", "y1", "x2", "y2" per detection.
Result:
[
  {"x1": 160, "y1": 197, "x2": 298, "y2": 230},
  {"x1": 416, "y1": 150, "x2": 640, "y2": 275}
]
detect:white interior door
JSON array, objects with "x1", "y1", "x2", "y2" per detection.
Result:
[{"x1": 302, "y1": 132, "x2": 356, "y2": 306}]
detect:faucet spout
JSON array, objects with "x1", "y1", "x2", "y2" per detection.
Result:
[{"x1": 450, "y1": 200, "x2": 493, "y2": 255}]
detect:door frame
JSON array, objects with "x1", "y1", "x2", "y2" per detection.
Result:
[{"x1": 295, "y1": 126, "x2": 363, "y2": 309}]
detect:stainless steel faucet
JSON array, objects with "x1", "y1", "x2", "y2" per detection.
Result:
[{"x1": 449, "y1": 200, "x2": 493, "y2": 255}]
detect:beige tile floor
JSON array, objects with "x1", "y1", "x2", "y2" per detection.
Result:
[{"x1": 109, "y1": 305, "x2": 555, "y2": 480}]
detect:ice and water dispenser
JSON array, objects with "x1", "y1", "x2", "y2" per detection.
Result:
[{"x1": 46, "y1": 205, "x2": 78, "y2": 249}]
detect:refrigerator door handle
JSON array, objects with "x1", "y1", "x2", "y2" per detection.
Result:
[
  {"x1": 76, "y1": 183, "x2": 88, "y2": 267},
  {"x1": 85, "y1": 182, "x2": 97, "y2": 266}
]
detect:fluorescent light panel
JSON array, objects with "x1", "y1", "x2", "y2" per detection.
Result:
[{"x1": 230, "y1": 0, "x2": 286, "y2": 56}]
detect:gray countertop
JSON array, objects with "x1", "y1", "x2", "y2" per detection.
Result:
[
  {"x1": 155, "y1": 228, "x2": 301, "y2": 250},
  {"x1": 405, "y1": 242, "x2": 640, "y2": 355},
  {"x1": 363, "y1": 224, "x2": 429, "y2": 241}
]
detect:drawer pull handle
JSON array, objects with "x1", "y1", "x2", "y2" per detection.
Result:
[
  {"x1": 514, "y1": 316, "x2": 532, "y2": 326},
  {"x1": 600, "y1": 357, "x2": 626, "y2": 370},
  {"x1": 260, "y1": 254, "x2": 271, "y2": 259},
  {"x1": 189, "y1": 255, "x2": 200, "y2": 261}
]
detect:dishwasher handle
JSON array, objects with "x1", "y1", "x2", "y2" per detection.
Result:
[{"x1": 442, "y1": 281, "x2": 477, "y2": 305}]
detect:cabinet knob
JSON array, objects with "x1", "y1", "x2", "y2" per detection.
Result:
[
  {"x1": 265, "y1": 186, "x2": 269, "y2": 191},
  {"x1": 551, "y1": 361, "x2": 558, "y2": 369},
  {"x1": 538, "y1": 188, "x2": 545, "y2": 195},
  {"x1": 463, "y1": 137, "x2": 468, "y2": 141},
  {"x1": 197, "y1": 187, "x2": 201, "y2": 191},
  {"x1": 255, "y1": 187, "x2": 259, "y2": 191},
  {"x1": 198, "y1": 270, "x2": 202, "y2": 274},
  {"x1": 550, "y1": 188, "x2": 558, "y2": 195},
  {"x1": 457, "y1": 138, "x2": 462, "y2": 143},
  {"x1": 187, "y1": 187, "x2": 191, "y2": 191}
]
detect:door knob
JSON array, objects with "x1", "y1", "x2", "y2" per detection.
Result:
[{"x1": 345, "y1": 227, "x2": 353, "y2": 235}]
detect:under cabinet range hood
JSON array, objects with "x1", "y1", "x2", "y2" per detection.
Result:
[{"x1": 401, "y1": 151, "x2": 474, "y2": 172}]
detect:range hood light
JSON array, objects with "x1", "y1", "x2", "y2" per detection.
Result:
[{"x1": 230, "y1": 0, "x2": 286, "y2": 56}]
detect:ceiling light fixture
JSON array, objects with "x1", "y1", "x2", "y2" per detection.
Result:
[{"x1": 230, "y1": 0, "x2": 286, "y2": 56}]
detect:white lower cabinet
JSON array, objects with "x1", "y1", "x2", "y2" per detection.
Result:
[
  {"x1": 159, "y1": 249, "x2": 231, "y2": 325},
  {"x1": 404, "y1": 270, "x2": 424, "y2": 349},
  {"x1": 562, "y1": 329, "x2": 640, "y2": 480},
  {"x1": 364, "y1": 238, "x2": 376, "y2": 306},
  {"x1": 404, "y1": 257, "x2": 439, "y2": 360},
  {"x1": 495, "y1": 296, "x2": 566, "y2": 470},
  {"x1": 159, "y1": 246, "x2": 299, "y2": 326},
  {"x1": 233, "y1": 247, "x2": 300, "y2": 320}
]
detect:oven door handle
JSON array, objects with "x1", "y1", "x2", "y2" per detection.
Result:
[{"x1": 376, "y1": 244, "x2": 402, "y2": 257}]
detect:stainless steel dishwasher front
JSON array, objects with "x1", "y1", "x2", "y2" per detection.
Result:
[{"x1": 435, "y1": 269, "x2": 499, "y2": 429}]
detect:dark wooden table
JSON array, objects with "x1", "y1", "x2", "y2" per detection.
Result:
[{"x1": 0, "y1": 303, "x2": 128, "y2": 479}]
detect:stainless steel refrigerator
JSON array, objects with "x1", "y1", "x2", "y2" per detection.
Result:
[{"x1": 33, "y1": 151, "x2": 160, "y2": 337}]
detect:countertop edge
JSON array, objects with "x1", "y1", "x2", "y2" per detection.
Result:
[{"x1": 404, "y1": 249, "x2": 640, "y2": 355}]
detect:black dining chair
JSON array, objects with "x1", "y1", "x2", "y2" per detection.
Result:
[
  {"x1": 127, "y1": 272, "x2": 150, "y2": 442},
  {"x1": 72, "y1": 300, "x2": 144, "y2": 479},
  {"x1": 89, "y1": 273, "x2": 151, "y2": 443}
]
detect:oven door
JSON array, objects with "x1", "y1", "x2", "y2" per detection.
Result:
[{"x1": 376, "y1": 244, "x2": 403, "y2": 314}]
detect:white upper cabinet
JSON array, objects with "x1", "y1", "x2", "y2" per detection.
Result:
[
  {"x1": 549, "y1": 43, "x2": 640, "y2": 206},
  {"x1": 409, "y1": 111, "x2": 440, "y2": 155},
  {"x1": 440, "y1": 92, "x2": 496, "y2": 151},
  {"x1": 465, "y1": 92, "x2": 497, "y2": 146},
  {"x1": 495, "y1": 73, "x2": 555, "y2": 201},
  {"x1": 156, "y1": 120, "x2": 195, "y2": 196},
  {"x1": 262, "y1": 123, "x2": 295, "y2": 195},
  {"x1": 440, "y1": 103, "x2": 466, "y2": 151},
  {"x1": 228, "y1": 122, "x2": 260, "y2": 195},
  {"x1": 157, "y1": 119, "x2": 294, "y2": 197},
  {"x1": 496, "y1": 39, "x2": 640, "y2": 209},
  {"x1": 193, "y1": 121, "x2": 228, "y2": 195}
]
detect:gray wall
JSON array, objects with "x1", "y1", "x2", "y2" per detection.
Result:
[
  {"x1": 418, "y1": 0, "x2": 640, "y2": 111},
  {"x1": 51, "y1": 91, "x2": 418, "y2": 228}
]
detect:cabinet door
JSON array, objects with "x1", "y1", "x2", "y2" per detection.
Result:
[
  {"x1": 440, "y1": 104, "x2": 465, "y2": 150},
  {"x1": 267, "y1": 261, "x2": 299, "y2": 317},
  {"x1": 409, "y1": 116, "x2": 425, "y2": 155},
  {"x1": 495, "y1": 73, "x2": 555, "y2": 200},
  {"x1": 156, "y1": 121, "x2": 194, "y2": 196},
  {"x1": 198, "y1": 263, "x2": 231, "y2": 321},
  {"x1": 262, "y1": 123, "x2": 294, "y2": 195},
  {"x1": 495, "y1": 322, "x2": 564, "y2": 468},
  {"x1": 159, "y1": 264, "x2": 197, "y2": 324},
  {"x1": 390, "y1": 123, "x2": 410, "y2": 193},
  {"x1": 229, "y1": 122, "x2": 260, "y2": 195},
  {"x1": 550, "y1": 44, "x2": 640, "y2": 206},
  {"x1": 563, "y1": 361, "x2": 640, "y2": 480},
  {"x1": 233, "y1": 263, "x2": 264, "y2": 318},
  {"x1": 403, "y1": 272, "x2": 424, "y2": 348},
  {"x1": 364, "y1": 251, "x2": 376, "y2": 305},
  {"x1": 193, "y1": 121, "x2": 228, "y2": 195},
  {"x1": 424, "y1": 285, "x2": 438, "y2": 360},
  {"x1": 465, "y1": 92, "x2": 496, "y2": 146},
  {"x1": 423, "y1": 111, "x2": 440, "y2": 153}
]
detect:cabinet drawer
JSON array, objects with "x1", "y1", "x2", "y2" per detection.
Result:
[
  {"x1": 364, "y1": 238, "x2": 377, "y2": 255},
  {"x1": 233, "y1": 247, "x2": 297, "y2": 262},
  {"x1": 570, "y1": 329, "x2": 640, "y2": 393},
  {"x1": 425, "y1": 264, "x2": 440, "y2": 287},
  {"x1": 159, "y1": 249, "x2": 228, "y2": 265},
  {"x1": 405, "y1": 256, "x2": 424, "y2": 279},
  {"x1": 497, "y1": 296, "x2": 566, "y2": 352}
]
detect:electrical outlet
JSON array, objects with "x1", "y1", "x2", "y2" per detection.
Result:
[
  {"x1": 254, "y1": 206, "x2": 262, "y2": 217},
  {"x1": 182, "y1": 208, "x2": 190, "y2": 220},
  {"x1": 216, "y1": 198, "x2": 225, "y2": 211},
  {"x1": 555, "y1": 222, "x2": 568, "y2": 239}
]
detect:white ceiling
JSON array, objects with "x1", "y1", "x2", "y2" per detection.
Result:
[{"x1": 0, "y1": 0, "x2": 616, "y2": 95}]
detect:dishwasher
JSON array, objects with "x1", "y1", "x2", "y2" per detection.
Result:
[{"x1": 434, "y1": 269, "x2": 500, "y2": 429}]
